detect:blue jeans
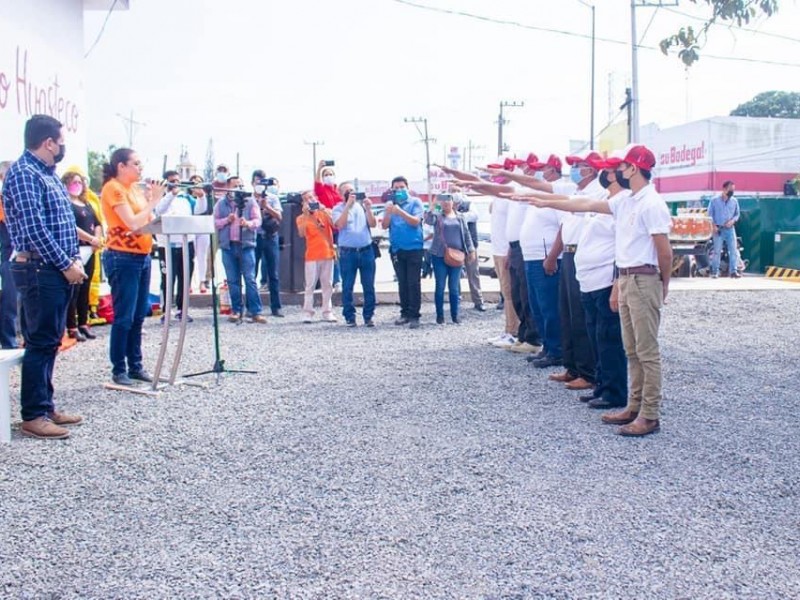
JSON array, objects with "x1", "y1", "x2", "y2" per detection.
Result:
[
  {"x1": 221, "y1": 244, "x2": 262, "y2": 316},
  {"x1": 711, "y1": 226, "x2": 740, "y2": 275},
  {"x1": 104, "y1": 250, "x2": 151, "y2": 377},
  {"x1": 524, "y1": 259, "x2": 562, "y2": 358},
  {"x1": 339, "y1": 246, "x2": 376, "y2": 323},
  {"x1": 11, "y1": 261, "x2": 72, "y2": 420},
  {"x1": 0, "y1": 246, "x2": 18, "y2": 349},
  {"x1": 581, "y1": 286, "x2": 627, "y2": 405},
  {"x1": 432, "y1": 255, "x2": 462, "y2": 321},
  {"x1": 256, "y1": 233, "x2": 282, "y2": 312}
]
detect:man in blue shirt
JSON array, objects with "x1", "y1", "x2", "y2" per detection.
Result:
[
  {"x1": 333, "y1": 182, "x2": 377, "y2": 327},
  {"x1": 381, "y1": 176, "x2": 424, "y2": 329},
  {"x1": 2, "y1": 114, "x2": 86, "y2": 440},
  {"x1": 707, "y1": 180, "x2": 741, "y2": 278}
]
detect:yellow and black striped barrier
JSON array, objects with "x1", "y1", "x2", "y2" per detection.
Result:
[{"x1": 765, "y1": 266, "x2": 800, "y2": 280}]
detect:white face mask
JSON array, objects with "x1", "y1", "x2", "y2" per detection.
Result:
[
  {"x1": 322, "y1": 175, "x2": 335, "y2": 186},
  {"x1": 254, "y1": 185, "x2": 266, "y2": 194}
]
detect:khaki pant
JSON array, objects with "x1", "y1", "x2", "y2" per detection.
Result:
[
  {"x1": 494, "y1": 255, "x2": 519, "y2": 336},
  {"x1": 618, "y1": 274, "x2": 664, "y2": 420},
  {"x1": 303, "y1": 259, "x2": 334, "y2": 316}
]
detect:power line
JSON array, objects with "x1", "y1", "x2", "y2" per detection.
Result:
[
  {"x1": 659, "y1": 5, "x2": 800, "y2": 44},
  {"x1": 389, "y1": 0, "x2": 800, "y2": 68},
  {"x1": 84, "y1": 0, "x2": 119, "y2": 58}
]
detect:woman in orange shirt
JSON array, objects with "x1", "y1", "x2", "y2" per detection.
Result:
[
  {"x1": 100, "y1": 148, "x2": 164, "y2": 386},
  {"x1": 296, "y1": 190, "x2": 336, "y2": 323}
]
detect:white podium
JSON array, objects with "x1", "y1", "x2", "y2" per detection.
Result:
[{"x1": 131, "y1": 215, "x2": 214, "y2": 392}]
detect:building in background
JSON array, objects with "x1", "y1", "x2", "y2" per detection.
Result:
[{"x1": 0, "y1": 0, "x2": 130, "y2": 167}]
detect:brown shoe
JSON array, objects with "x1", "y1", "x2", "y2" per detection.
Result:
[
  {"x1": 601, "y1": 409, "x2": 638, "y2": 425},
  {"x1": 47, "y1": 411, "x2": 84, "y2": 426},
  {"x1": 548, "y1": 371, "x2": 575, "y2": 383},
  {"x1": 618, "y1": 416, "x2": 660, "y2": 437},
  {"x1": 227, "y1": 313, "x2": 241, "y2": 323},
  {"x1": 21, "y1": 417, "x2": 70, "y2": 440},
  {"x1": 565, "y1": 377, "x2": 593, "y2": 391},
  {"x1": 250, "y1": 315, "x2": 267, "y2": 324}
]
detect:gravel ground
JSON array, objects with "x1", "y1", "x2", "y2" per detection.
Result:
[{"x1": 1, "y1": 290, "x2": 799, "y2": 599}]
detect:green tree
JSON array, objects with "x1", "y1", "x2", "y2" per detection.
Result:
[
  {"x1": 660, "y1": 0, "x2": 779, "y2": 67},
  {"x1": 730, "y1": 91, "x2": 800, "y2": 118},
  {"x1": 87, "y1": 145, "x2": 117, "y2": 193}
]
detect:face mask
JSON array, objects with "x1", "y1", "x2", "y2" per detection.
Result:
[
  {"x1": 570, "y1": 166, "x2": 583, "y2": 185},
  {"x1": 725, "y1": 190, "x2": 734, "y2": 199},
  {"x1": 67, "y1": 182, "x2": 83, "y2": 196},
  {"x1": 322, "y1": 175, "x2": 335, "y2": 186},
  {"x1": 393, "y1": 189, "x2": 409, "y2": 203},
  {"x1": 615, "y1": 168, "x2": 631, "y2": 190},
  {"x1": 534, "y1": 171, "x2": 545, "y2": 181},
  {"x1": 598, "y1": 170, "x2": 611, "y2": 189},
  {"x1": 254, "y1": 185, "x2": 265, "y2": 194},
  {"x1": 216, "y1": 172, "x2": 227, "y2": 183},
  {"x1": 267, "y1": 185, "x2": 278, "y2": 195},
  {"x1": 53, "y1": 143, "x2": 66, "y2": 164}
]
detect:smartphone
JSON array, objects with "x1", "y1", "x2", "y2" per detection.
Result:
[
  {"x1": 308, "y1": 201, "x2": 320, "y2": 211},
  {"x1": 323, "y1": 160, "x2": 335, "y2": 167}
]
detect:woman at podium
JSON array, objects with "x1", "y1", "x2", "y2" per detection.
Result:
[{"x1": 100, "y1": 148, "x2": 164, "y2": 386}]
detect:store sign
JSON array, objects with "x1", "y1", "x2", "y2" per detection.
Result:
[{"x1": 658, "y1": 141, "x2": 706, "y2": 168}]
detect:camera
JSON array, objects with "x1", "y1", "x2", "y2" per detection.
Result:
[
  {"x1": 456, "y1": 200, "x2": 471, "y2": 213},
  {"x1": 356, "y1": 192, "x2": 367, "y2": 201},
  {"x1": 260, "y1": 177, "x2": 277, "y2": 187},
  {"x1": 323, "y1": 160, "x2": 335, "y2": 167}
]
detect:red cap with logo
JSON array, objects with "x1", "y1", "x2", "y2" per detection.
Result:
[
  {"x1": 604, "y1": 145, "x2": 656, "y2": 170},
  {"x1": 503, "y1": 157, "x2": 525, "y2": 171},
  {"x1": 565, "y1": 151, "x2": 603, "y2": 167}
]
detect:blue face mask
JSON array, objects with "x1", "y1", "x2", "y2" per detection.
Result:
[
  {"x1": 393, "y1": 189, "x2": 409, "y2": 203},
  {"x1": 267, "y1": 185, "x2": 278, "y2": 195},
  {"x1": 570, "y1": 167, "x2": 583, "y2": 184},
  {"x1": 534, "y1": 171, "x2": 545, "y2": 181}
]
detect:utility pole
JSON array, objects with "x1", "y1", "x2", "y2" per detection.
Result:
[
  {"x1": 631, "y1": 0, "x2": 678, "y2": 143},
  {"x1": 404, "y1": 117, "x2": 435, "y2": 201},
  {"x1": 497, "y1": 100, "x2": 524, "y2": 157},
  {"x1": 621, "y1": 88, "x2": 633, "y2": 144},
  {"x1": 304, "y1": 140, "x2": 325, "y2": 180},
  {"x1": 204, "y1": 138, "x2": 215, "y2": 182},
  {"x1": 116, "y1": 110, "x2": 146, "y2": 147}
]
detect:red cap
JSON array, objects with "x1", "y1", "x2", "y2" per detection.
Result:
[
  {"x1": 620, "y1": 144, "x2": 656, "y2": 170},
  {"x1": 486, "y1": 163, "x2": 504, "y2": 169},
  {"x1": 528, "y1": 154, "x2": 562, "y2": 172},
  {"x1": 523, "y1": 153, "x2": 540, "y2": 168},
  {"x1": 565, "y1": 151, "x2": 603, "y2": 167},
  {"x1": 503, "y1": 157, "x2": 525, "y2": 171}
]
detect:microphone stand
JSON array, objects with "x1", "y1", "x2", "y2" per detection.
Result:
[{"x1": 183, "y1": 191, "x2": 257, "y2": 384}]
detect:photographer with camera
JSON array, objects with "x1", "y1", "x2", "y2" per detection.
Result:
[
  {"x1": 296, "y1": 190, "x2": 337, "y2": 323},
  {"x1": 251, "y1": 170, "x2": 284, "y2": 317},
  {"x1": 213, "y1": 176, "x2": 266, "y2": 324},
  {"x1": 332, "y1": 182, "x2": 377, "y2": 327},
  {"x1": 155, "y1": 170, "x2": 195, "y2": 322},
  {"x1": 381, "y1": 176, "x2": 424, "y2": 329}
]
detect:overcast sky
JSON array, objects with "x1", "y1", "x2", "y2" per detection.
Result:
[{"x1": 83, "y1": 0, "x2": 800, "y2": 189}]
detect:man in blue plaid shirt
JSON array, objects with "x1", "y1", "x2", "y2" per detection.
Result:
[{"x1": 2, "y1": 114, "x2": 86, "y2": 440}]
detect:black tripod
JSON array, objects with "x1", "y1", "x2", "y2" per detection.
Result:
[{"x1": 183, "y1": 199, "x2": 257, "y2": 384}]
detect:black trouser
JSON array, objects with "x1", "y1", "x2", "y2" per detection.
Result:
[
  {"x1": 67, "y1": 249, "x2": 96, "y2": 329},
  {"x1": 581, "y1": 286, "x2": 627, "y2": 405},
  {"x1": 158, "y1": 244, "x2": 195, "y2": 311},
  {"x1": 508, "y1": 242, "x2": 541, "y2": 346},
  {"x1": 559, "y1": 251, "x2": 595, "y2": 382},
  {"x1": 393, "y1": 249, "x2": 423, "y2": 320}
]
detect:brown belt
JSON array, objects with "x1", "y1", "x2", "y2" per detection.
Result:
[
  {"x1": 563, "y1": 244, "x2": 577, "y2": 253},
  {"x1": 618, "y1": 265, "x2": 658, "y2": 276}
]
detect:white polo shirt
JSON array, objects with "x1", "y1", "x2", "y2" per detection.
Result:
[
  {"x1": 574, "y1": 190, "x2": 629, "y2": 292},
  {"x1": 505, "y1": 182, "x2": 528, "y2": 243},
  {"x1": 608, "y1": 183, "x2": 672, "y2": 268},
  {"x1": 520, "y1": 204, "x2": 562, "y2": 261},
  {"x1": 560, "y1": 178, "x2": 606, "y2": 246},
  {"x1": 490, "y1": 197, "x2": 510, "y2": 256}
]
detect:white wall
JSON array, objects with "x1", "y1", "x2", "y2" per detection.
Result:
[{"x1": 0, "y1": 0, "x2": 87, "y2": 170}]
